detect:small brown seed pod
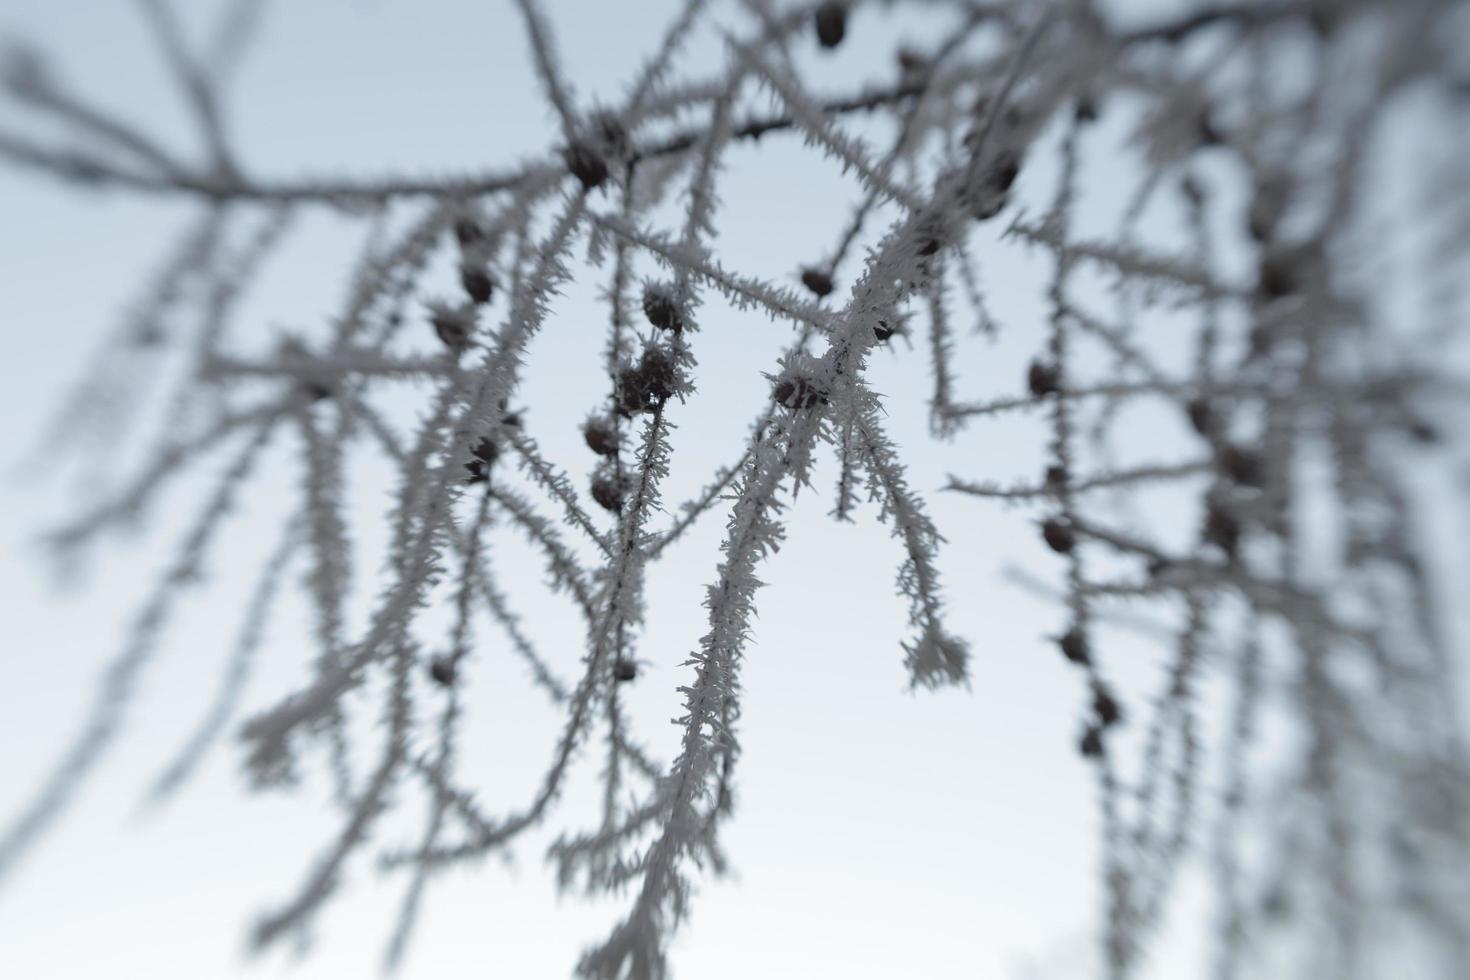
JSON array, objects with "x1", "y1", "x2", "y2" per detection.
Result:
[
  {"x1": 1093, "y1": 686, "x2": 1123, "y2": 728},
  {"x1": 1028, "y1": 360, "x2": 1061, "y2": 397},
  {"x1": 800, "y1": 268, "x2": 834, "y2": 298},
  {"x1": 1079, "y1": 725, "x2": 1104, "y2": 759},
  {"x1": 1220, "y1": 445, "x2": 1264, "y2": 487},
  {"x1": 613, "y1": 347, "x2": 679, "y2": 416},
  {"x1": 471, "y1": 437, "x2": 498, "y2": 464},
  {"x1": 461, "y1": 265, "x2": 495, "y2": 305},
  {"x1": 772, "y1": 375, "x2": 828, "y2": 410},
  {"x1": 1058, "y1": 628, "x2": 1090, "y2": 666},
  {"x1": 583, "y1": 418, "x2": 619, "y2": 457},
  {"x1": 1257, "y1": 251, "x2": 1299, "y2": 300},
  {"x1": 637, "y1": 347, "x2": 677, "y2": 401},
  {"x1": 911, "y1": 210, "x2": 946, "y2": 258},
  {"x1": 990, "y1": 152, "x2": 1021, "y2": 193},
  {"x1": 968, "y1": 187, "x2": 1009, "y2": 222},
  {"x1": 428, "y1": 657, "x2": 456, "y2": 687},
  {"x1": 616, "y1": 367, "x2": 655, "y2": 416},
  {"x1": 591, "y1": 475, "x2": 624, "y2": 513},
  {"x1": 814, "y1": 2, "x2": 846, "y2": 49},
  {"x1": 642, "y1": 284, "x2": 683, "y2": 331},
  {"x1": 873, "y1": 319, "x2": 895, "y2": 342},
  {"x1": 1186, "y1": 398, "x2": 1219, "y2": 438},
  {"x1": 453, "y1": 216, "x2": 484, "y2": 248},
  {"x1": 979, "y1": 157, "x2": 1021, "y2": 218},
  {"x1": 1204, "y1": 501, "x2": 1241, "y2": 558},
  {"x1": 302, "y1": 382, "x2": 334, "y2": 403},
  {"x1": 612, "y1": 658, "x2": 637, "y2": 682},
  {"x1": 1042, "y1": 518, "x2": 1075, "y2": 555},
  {"x1": 431, "y1": 308, "x2": 471, "y2": 355},
  {"x1": 563, "y1": 141, "x2": 609, "y2": 190}
]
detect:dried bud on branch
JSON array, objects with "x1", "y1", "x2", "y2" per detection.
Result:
[{"x1": 814, "y1": 3, "x2": 847, "y2": 49}]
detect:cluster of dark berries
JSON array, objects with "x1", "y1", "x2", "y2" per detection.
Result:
[
  {"x1": 772, "y1": 373, "x2": 828, "y2": 410},
  {"x1": 616, "y1": 346, "x2": 678, "y2": 416}
]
